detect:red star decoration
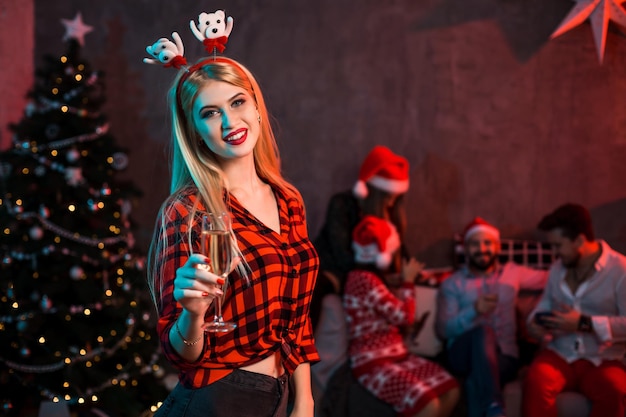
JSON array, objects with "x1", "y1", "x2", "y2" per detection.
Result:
[
  {"x1": 551, "y1": 0, "x2": 626, "y2": 63},
  {"x1": 61, "y1": 12, "x2": 94, "y2": 46}
]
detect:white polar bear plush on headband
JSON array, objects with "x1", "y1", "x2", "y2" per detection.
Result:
[
  {"x1": 190, "y1": 10, "x2": 234, "y2": 53},
  {"x1": 143, "y1": 32, "x2": 187, "y2": 69}
]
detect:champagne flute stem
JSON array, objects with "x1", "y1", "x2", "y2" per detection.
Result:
[
  {"x1": 215, "y1": 293, "x2": 222, "y2": 323},
  {"x1": 215, "y1": 277, "x2": 226, "y2": 323}
]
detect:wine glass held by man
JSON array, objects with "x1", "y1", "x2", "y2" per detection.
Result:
[
  {"x1": 435, "y1": 217, "x2": 548, "y2": 417},
  {"x1": 146, "y1": 10, "x2": 320, "y2": 417}
]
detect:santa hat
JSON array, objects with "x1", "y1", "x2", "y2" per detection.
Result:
[
  {"x1": 463, "y1": 217, "x2": 500, "y2": 242},
  {"x1": 352, "y1": 215, "x2": 401, "y2": 269},
  {"x1": 353, "y1": 146, "x2": 410, "y2": 198}
]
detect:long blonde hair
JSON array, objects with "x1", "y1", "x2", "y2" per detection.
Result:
[{"x1": 147, "y1": 57, "x2": 299, "y2": 310}]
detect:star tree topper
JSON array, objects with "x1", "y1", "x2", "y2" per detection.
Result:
[
  {"x1": 551, "y1": 0, "x2": 626, "y2": 63},
  {"x1": 61, "y1": 12, "x2": 94, "y2": 46}
]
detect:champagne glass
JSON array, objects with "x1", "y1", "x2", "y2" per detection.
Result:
[
  {"x1": 201, "y1": 213, "x2": 237, "y2": 333},
  {"x1": 483, "y1": 275, "x2": 499, "y2": 301},
  {"x1": 482, "y1": 275, "x2": 499, "y2": 327}
]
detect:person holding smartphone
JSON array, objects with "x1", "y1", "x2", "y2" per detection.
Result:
[{"x1": 523, "y1": 203, "x2": 626, "y2": 417}]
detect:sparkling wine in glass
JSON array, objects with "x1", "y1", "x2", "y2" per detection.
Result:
[
  {"x1": 201, "y1": 213, "x2": 237, "y2": 333},
  {"x1": 482, "y1": 275, "x2": 499, "y2": 327},
  {"x1": 482, "y1": 275, "x2": 499, "y2": 301}
]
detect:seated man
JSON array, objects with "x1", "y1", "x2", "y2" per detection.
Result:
[
  {"x1": 436, "y1": 217, "x2": 548, "y2": 417},
  {"x1": 523, "y1": 203, "x2": 626, "y2": 417}
]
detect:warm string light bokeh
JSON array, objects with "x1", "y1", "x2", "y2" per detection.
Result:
[{"x1": 0, "y1": 19, "x2": 169, "y2": 417}]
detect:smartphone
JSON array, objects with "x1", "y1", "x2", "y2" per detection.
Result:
[{"x1": 534, "y1": 311, "x2": 556, "y2": 327}]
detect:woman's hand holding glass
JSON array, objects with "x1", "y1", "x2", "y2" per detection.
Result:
[
  {"x1": 172, "y1": 212, "x2": 240, "y2": 334},
  {"x1": 173, "y1": 252, "x2": 229, "y2": 318}
]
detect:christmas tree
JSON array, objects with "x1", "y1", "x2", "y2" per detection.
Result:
[{"x1": 0, "y1": 13, "x2": 169, "y2": 417}]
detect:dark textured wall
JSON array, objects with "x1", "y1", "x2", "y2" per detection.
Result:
[
  {"x1": 34, "y1": 0, "x2": 626, "y2": 266},
  {"x1": 0, "y1": 0, "x2": 33, "y2": 150}
]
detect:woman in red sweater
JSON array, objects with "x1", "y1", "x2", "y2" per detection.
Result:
[{"x1": 343, "y1": 215, "x2": 459, "y2": 417}]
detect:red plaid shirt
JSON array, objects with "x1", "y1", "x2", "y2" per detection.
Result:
[{"x1": 155, "y1": 186, "x2": 320, "y2": 387}]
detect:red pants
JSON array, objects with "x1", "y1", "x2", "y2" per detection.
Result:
[{"x1": 522, "y1": 349, "x2": 626, "y2": 417}]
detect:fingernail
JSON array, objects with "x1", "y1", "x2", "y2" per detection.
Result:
[
  {"x1": 216, "y1": 278, "x2": 225, "y2": 285},
  {"x1": 202, "y1": 292, "x2": 209, "y2": 297}
]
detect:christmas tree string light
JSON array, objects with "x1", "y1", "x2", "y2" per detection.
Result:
[
  {"x1": 15, "y1": 123, "x2": 109, "y2": 151},
  {"x1": 0, "y1": 12, "x2": 169, "y2": 416}
]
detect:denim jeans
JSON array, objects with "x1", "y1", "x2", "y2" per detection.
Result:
[
  {"x1": 154, "y1": 369, "x2": 289, "y2": 417},
  {"x1": 447, "y1": 325, "x2": 519, "y2": 417}
]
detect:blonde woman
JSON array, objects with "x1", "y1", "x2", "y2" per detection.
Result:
[{"x1": 148, "y1": 56, "x2": 319, "y2": 417}]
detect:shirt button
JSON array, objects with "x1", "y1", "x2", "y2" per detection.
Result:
[{"x1": 281, "y1": 243, "x2": 288, "y2": 250}]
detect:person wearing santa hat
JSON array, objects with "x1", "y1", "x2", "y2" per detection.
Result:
[
  {"x1": 344, "y1": 215, "x2": 459, "y2": 417},
  {"x1": 312, "y1": 145, "x2": 412, "y2": 324},
  {"x1": 435, "y1": 217, "x2": 548, "y2": 417},
  {"x1": 310, "y1": 146, "x2": 417, "y2": 414}
]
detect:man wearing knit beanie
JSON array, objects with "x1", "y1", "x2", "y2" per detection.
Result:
[{"x1": 436, "y1": 217, "x2": 548, "y2": 417}]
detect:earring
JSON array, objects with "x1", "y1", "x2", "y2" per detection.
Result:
[{"x1": 258, "y1": 114, "x2": 261, "y2": 123}]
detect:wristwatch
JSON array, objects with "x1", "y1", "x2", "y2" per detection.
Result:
[{"x1": 577, "y1": 314, "x2": 593, "y2": 332}]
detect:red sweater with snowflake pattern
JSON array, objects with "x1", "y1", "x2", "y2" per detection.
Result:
[{"x1": 343, "y1": 269, "x2": 415, "y2": 376}]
